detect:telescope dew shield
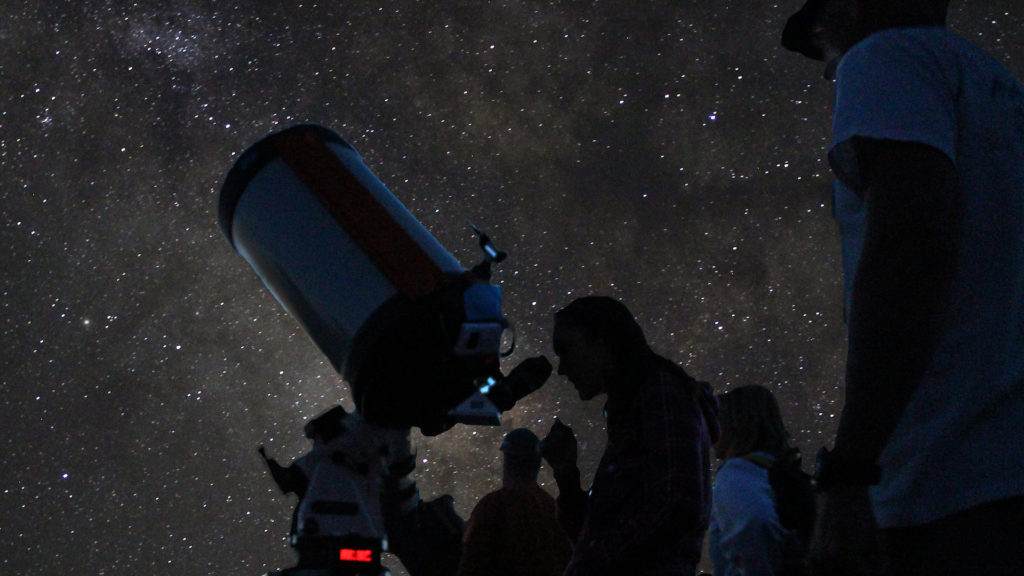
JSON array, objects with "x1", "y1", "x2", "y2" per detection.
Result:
[{"x1": 219, "y1": 124, "x2": 496, "y2": 430}]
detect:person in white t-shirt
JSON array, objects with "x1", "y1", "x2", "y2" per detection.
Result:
[
  {"x1": 710, "y1": 385, "x2": 812, "y2": 576},
  {"x1": 782, "y1": 1, "x2": 1024, "y2": 574}
]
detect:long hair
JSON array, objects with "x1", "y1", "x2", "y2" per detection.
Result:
[
  {"x1": 554, "y1": 296, "x2": 696, "y2": 438},
  {"x1": 554, "y1": 296, "x2": 652, "y2": 370},
  {"x1": 717, "y1": 385, "x2": 790, "y2": 457}
]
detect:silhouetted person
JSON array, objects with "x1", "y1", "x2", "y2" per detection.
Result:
[
  {"x1": 541, "y1": 295, "x2": 720, "y2": 576},
  {"x1": 456, "y1": 428, "x2": 572, "y2": 576},
  {"x1": 782, "y1": 1, "x2": 1024, "y2": 574},
  {"x1": 710, "y1": 385, "x2": 813, "y2": 576}
]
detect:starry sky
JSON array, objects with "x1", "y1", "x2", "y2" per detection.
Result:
[{"x1": 2, "y1": 2, "x2": 1021, "y2": 575}]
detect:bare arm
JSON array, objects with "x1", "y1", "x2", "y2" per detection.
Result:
[
  {"x1": 810, "y1": 138, "x2": 959, "y2": 575},
  {"x1": 832, "y1": 137, "x2": 959, "y2": 469}
]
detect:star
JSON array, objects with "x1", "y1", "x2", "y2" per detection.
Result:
[{"x1": 1, "y1": 3, "x2": 1021, "y2": 575}]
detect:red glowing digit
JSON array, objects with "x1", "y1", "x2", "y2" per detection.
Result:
[{"x1": 339, "y1": 548, "x2": 373, "y2": 562}]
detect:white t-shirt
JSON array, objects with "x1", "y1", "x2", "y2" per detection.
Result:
[
  {"x1": 830, "y1": 27, "x2": 1024, "y2": 528},
  {"x1": 709, "y1": 454, "x2": 788, "y2": 575}
]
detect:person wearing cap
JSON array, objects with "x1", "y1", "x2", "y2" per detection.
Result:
[
  {"x1": 541, "y1": 296, "x2": 720, "y2": 576},
  {"x1": 456, "y1": 427, "x2": 572, "y2": 576},
  {"x1": 781, "y1": 1, "x2": 1024, "y2": 574}
]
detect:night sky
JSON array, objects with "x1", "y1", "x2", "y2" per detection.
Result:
[{"x1": 2, "y1": 2, "x2": 1021, "y2": 575}]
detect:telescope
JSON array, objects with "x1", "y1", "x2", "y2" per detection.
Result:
[{"x1": 218, "y1": 124, "x2": 549, "y2": 575}]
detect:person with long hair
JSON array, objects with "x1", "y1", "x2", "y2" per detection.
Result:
[
  {"x1": 540, "y1": 295, "x2": 720, "y2": 575},
  {"x1": 710, "y1": 385, "x2": 811, "y2": 576}
]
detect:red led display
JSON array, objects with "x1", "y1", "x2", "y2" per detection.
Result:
[{"x1": 339, "y1": 548, "x2": 374, "y2": 563}]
